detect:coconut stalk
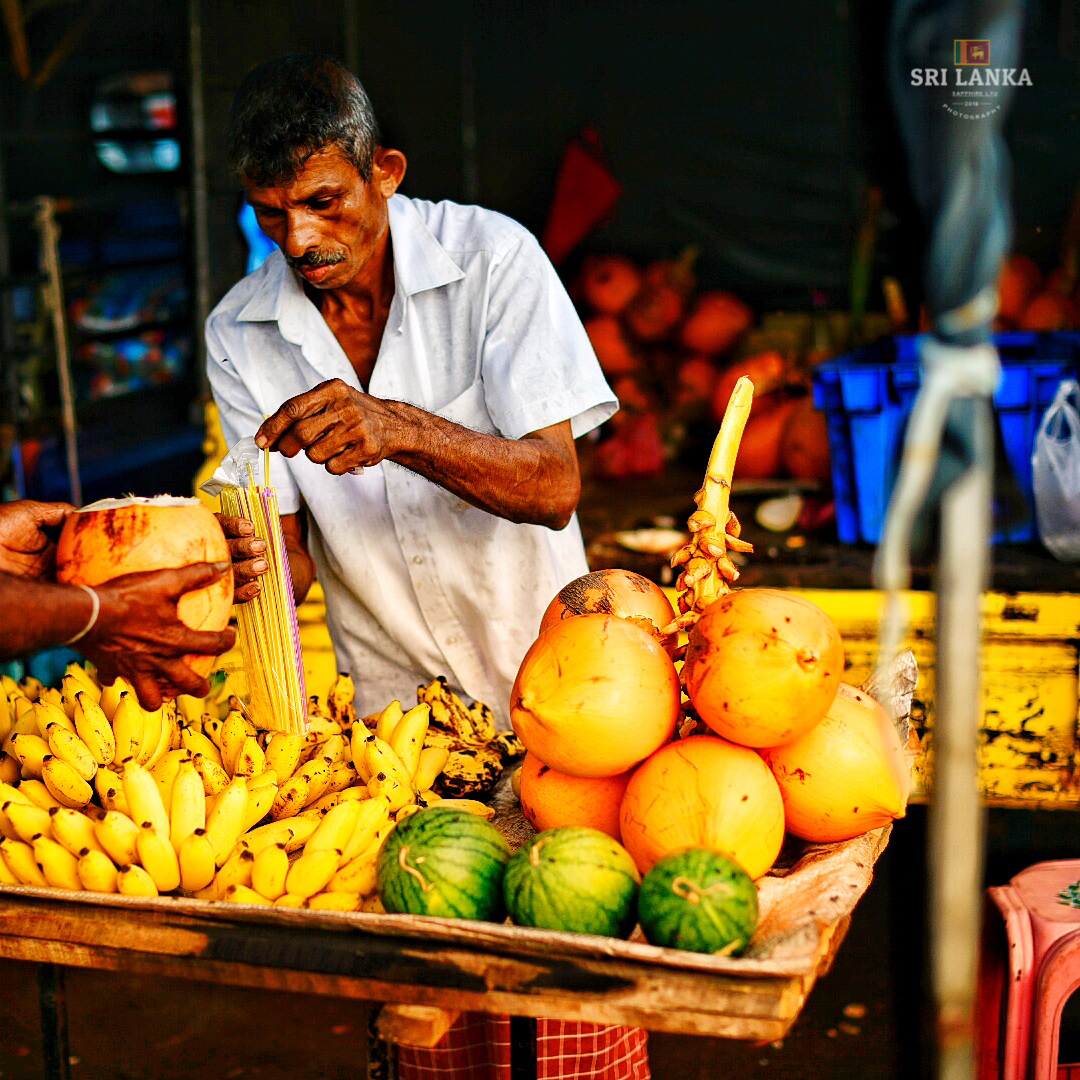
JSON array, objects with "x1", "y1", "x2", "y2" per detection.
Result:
[{"x1": 666, "y1": 376, "x2": 756, "y2": 635}]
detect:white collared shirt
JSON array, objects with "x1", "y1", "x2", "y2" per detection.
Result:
[{"x1": 206, "y1": 194, "x2": 616, "y2": 724}]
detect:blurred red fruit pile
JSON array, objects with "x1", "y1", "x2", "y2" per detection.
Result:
[
  {"x1": 996, "y1": 254, "x2": 1080, "y2": 332},
  {"x1": 574, "y1": 251, "x2": 831, "y2": 484}
]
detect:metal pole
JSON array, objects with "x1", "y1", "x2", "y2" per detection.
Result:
[
  {"x1": 931, "y1": 399, "x2": 993, "y2": 1080},
  {"x1": 37, "y1": 962, "x2": 72, "y2": 1080},
  {"x1": 34, "y1": 196, "x2": 80, "y2": 505},
  {"x1": 188, "y1": 0, "x2": 211, "y2": 400}
]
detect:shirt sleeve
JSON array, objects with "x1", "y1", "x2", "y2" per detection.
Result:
[
  {"x1": 480, "y1": 231, "x2": 617, "y2": 441},
  {"x1": 205, "y1": 318, "x2": 302, "y2": 515}
]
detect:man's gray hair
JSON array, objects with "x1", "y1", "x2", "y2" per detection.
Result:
[{"x1": 227, "y1": 54, "x2": 382, "y2": 186}]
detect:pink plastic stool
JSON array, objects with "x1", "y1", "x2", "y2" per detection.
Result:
[{"x1": 976, "y1": 859, "x2": 1080, "y2": 1080}]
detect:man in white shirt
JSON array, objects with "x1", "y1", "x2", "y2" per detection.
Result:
[
  {"x1": 208, "y1": 54, "x2": 616, "y2": 725},
  {"x1": 210, "y1": 54, "x2": 648, "y2": 1080}
]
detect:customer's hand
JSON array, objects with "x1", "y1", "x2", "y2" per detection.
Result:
[
  {"x1": 79, "y1": 561, "x2": 236, "y2": 710},
  {"x1": 0, "y1": 501, "x2": 74, "y2": 579}
]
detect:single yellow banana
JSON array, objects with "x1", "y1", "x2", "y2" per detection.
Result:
[
  {"x1": 0, "y1": 674, "x2": 21, "y2": 698},
  {"x1": 136, "y1": 823, "x2": 181, "y2": 892},
  {"x1": 77, "y1": 849, "x2": 118, "y2": 893},
  {"x1": 0, "y1": 781, "x2": 30, "y2": 807},
  {"x1": 72, "y1": 692, "x2": 115, "y2": 766},
  {"x1": 0, "y1": 695, "x2": 10, "y2": 744},
  {"x1": 203, "y1": 716, "x2": 224, "y2": 747},
  {"x1": 203, "y1": 777, "x2": 248, "y2": 866},
  {"x1": 232, "y1": 736, "x2": 266, "y2": 778},
  {"x1": 388, "y1": 703, "x2": 430, "y2": 778},
  {"x1": 33, "y1": 835, "x2": 82, "y2": 890},
  {"x1": 394, "y1": 803, "x2": 421, "y2": 822},
  {"x1": 363, "y1": 735, "x2": 415, "y2": 811},
  {"x1": 111, "y1": 694, "x2": 145, "y2": 765},
  {"x1": 117, "y1": 863, "x2": 158, "y2": 897},
  {"x1": 327, "y1": 761, "x2": 359, "y2": 793},
  {"x1": 240, "y1": 815, "x2": 318, "y2": 857},
  {"x1": 328, "y1": 850, "x2": 378, "y2": 895},
  {"x1": 511, "y1": 765, "x2": 523, "y2": 798},
  {"x1": 135, "y1": 706, "x2": 163, "y2": 767},
  {"x1": 40, "y1": 686, "x2": 64, "y2": 712},
  {"x1": 0, "y1": 838, "x2": 48, "y2": 885},
  {"x1": 93, "y1": 768, "x2": 129, "y2": 815},
  {"x1": 0, "y1": 752, "x2": 18, "y2": 786},
  {"x1": 150, "y1": 748, "x2": 190, "y2": 809},
  {"x1": 326, "y1": 672, "x2": 357, "y2": 728},
  {"x1": 349, "y1": 723, "x2": 372, "y2": 783},
  {"x1": 0, "y1": 845, "x2": 20, "y2": 882},
  {"x1": 306, "y1": 791, "x2": 342, "y2": 815},
  {"x1": 304, "y1": 716, "x2": 341, "y2": 741},
  {"x1": 308, "y1": 890, "x2": 361, "y2": 911},
  {"x1": 316, "y1": 732, "x2": 348, "y2": 766},
  {"x1": 3, "y1": 698, "x2": 37, "y2": 756},
  {"x1": 4, "y1": 799, "x2": 53, "y2": 843},
  {"x1": 143, "y1": 703, "x2": 176, "y2": 769},
  {"x1": 192, "y1": 753, "x2": 230, "y2": 796},
  {"x1": 264, "y1": 732, "x2": 304, "y2": 781},
  {"x1": 201, "y1": 849, "x2": 255, "y2": 900},
  {"x1": 18, "y1": 676, "x2": 43, "y2": 702},
  {"x1": 339, "y1": 797, "x2": 392, "y2": 863},
  {"x1": 297, "y1": 756, "x2": 335, "y2": 806},
  {"x1": 245, "y1": 768, "x2": 278, "y2": 791},
  {"x1": 241, "y1": 782, "x2": 277, "y2": 832},
  {"x1": 18, "y1": 777, "x2": 61, "y2": 811},
  {"x1": 42, "y1": 756, "x2": 94, "y2": 808},
  {"x1": 251, "y1": 842, "x2": 289, "y2": 900},
  {"x1": 306, "y1": 799, "x2": 364, "y2": 856},
  {"x1": 307, "y1": 695, "x2": 330, "y2": 719},
  {"x1": 94, "y1": 811, "x2": 141, "y2": 866},
  {"x1": 175, "y1": 694, "x2": 205, "y2": 726},
  {"x1": 414, "y1": 746, "x2": 450, "y2": 792},
  {"x1": 181, "y1": 728, "x2": 223, "y2": 768},
  {"x1": 33, "y1": 700, "x2": 73, "y2": 738},
  {"x1": 284, "y1": 848, "x2": 340, "y2": 899},
  {"x1": 49, "y1": 807, "x2": 106, "y2": 857},
  {"x1": 374, "y1": 699, "x2": 404, "y2": 743},
  {"x1": 0, "y1": 806, "x2": 17, "y2": 842},
  {"x1": 169, "y1": 760, "x2": 206, "y2": 853},
  {"x1": 64, "y1": 662, "x2": 101, "y2": 702},
  {"x1": 178, "y1": 829, "x2": 216, "y2": 892},
  {"x1": 11, "y1": 732, "x2": 50, "y2": 777},
  {"x1": 360, "y1": 893, "x2": 386, "y2": 914},
  {"x1": 121, "y1": 760, "x2": 169, "y2": 840},
  {"x1": 97, "y1": 677, "x2": 134, "y2": 720},
  {"x1": 46, "y1": 724, "x2": 97, "y2": 782},
  {"x1": 338, "y1": 785, "x2": 372, "y2": 804},
  {"x1": 222, "y1": 883, "x2": 273, "y2": 905},
  {"x1": 273, "y1": 892, "x2": 305, "y2": 908},
  {"x1": 218, "y1": 710, "x2": 254, "y2": 775},
  {"x1": 438, "y1": 798, "x2": 496, "y2": 820}
]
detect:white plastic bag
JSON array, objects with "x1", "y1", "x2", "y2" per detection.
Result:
[{"x1": 1033, "y1": 379, "x2": 1080, "y2": 561}]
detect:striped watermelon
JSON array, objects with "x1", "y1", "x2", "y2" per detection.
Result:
[
  {"x1": 637, "y1": 848, "x2": 758, "y2": 955},
  {"x1": 377, "y1": 805, "x2": 511, "y2": 921},
  {"x1": 503, "y1": 826, "x2": 640, "y2": 938}
]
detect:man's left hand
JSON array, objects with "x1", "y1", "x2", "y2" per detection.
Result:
[
  {"x1": 0, "y1": 501, "x2": 74, "y2": 579},
  {"x1": 256, "y1": 379, "x2": 397, "y2": 475}
]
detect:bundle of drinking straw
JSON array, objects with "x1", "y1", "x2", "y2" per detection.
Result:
[{"x1": 218, "y1": 461, "x2": 307, "y2": 734}]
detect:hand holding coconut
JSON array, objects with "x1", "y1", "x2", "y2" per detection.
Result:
[{"x1": 0, "y1": 500, "x2": 72, "y2": 578}]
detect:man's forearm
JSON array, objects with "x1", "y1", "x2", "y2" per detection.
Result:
[
  {"x1": 286, "y1": 542, "x2": 316, "y2": 606},
  {"x1": 0, "y1": 574, "x2": 96, "y2": 658},
  {"x1": 386, "y1": 403, "x2": 580, "y2": 529}
]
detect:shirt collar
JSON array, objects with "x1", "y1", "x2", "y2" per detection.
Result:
[{"x1": 235, "y1": 194, "x2": 464, "y2": 324}]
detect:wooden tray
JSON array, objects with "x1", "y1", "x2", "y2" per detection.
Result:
[{"x1": 0, "y1": 822, "x2": 888, "y2": 1040}]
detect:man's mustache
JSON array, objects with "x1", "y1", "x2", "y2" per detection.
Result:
[{"x1": 286, "y1": 249, "x2": 348, "y2": 270}]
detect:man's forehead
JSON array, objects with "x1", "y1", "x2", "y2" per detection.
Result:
[{"x1": 244, "y1": 146, "x2": 363, "y2": 199}]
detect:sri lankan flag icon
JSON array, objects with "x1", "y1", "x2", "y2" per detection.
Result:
[{"x1": 955, "y1": 39, "x2": 990, "y2": 64}]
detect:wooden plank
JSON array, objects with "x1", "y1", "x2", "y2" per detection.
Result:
[
  {"x1": 377, "y1": 1005, "x2": 461, "y2": 1047},
  {"x1": 0, "y1": 934, "x2": 801, "y2": 1040}
]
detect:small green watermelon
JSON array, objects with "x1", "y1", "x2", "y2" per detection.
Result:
[
  {"x1": 503, "y1": 826, "x2": 640, "y2": 938},
  {"x1": 377, "y1": 805, "x2": 511, "y2": 921},
  {"x1": 637, "y1": 848, "x2": 758, "y2": 955}
]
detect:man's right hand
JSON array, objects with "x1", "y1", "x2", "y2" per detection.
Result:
[
  {"x1": 215, "y1": 513, "x2": 268, "y2": 604},
  {"x1": 79, "y1": 562, "x2": 237, "y2": 711}
]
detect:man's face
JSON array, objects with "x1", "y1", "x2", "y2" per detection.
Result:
[{"x1": 244, "y1": 146, "x2": 389, "y2": 290}]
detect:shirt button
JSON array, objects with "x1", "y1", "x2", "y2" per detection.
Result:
[
  {"x1": 412, "y1": 555, "x2": 423, "y2": 565},
  {"x1": 447, "y1": 636, "x2": 457, "y2": 645}
]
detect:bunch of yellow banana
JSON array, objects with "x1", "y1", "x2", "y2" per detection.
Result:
[{"x1": 415, "y1": 677, "x2": 524, "y2": 799}]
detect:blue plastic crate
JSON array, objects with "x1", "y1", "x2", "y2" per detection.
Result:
[{"x1": 811, "y1": 333, "x2": 1080, "y2": 544}]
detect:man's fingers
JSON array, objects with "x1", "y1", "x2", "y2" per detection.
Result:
[
  {"x1": 175, "y1": 626, "x2": 237, "y2": 657},
  {"x1": 216, "y1": 514, "x2": 255, "y2": 538},
  {"x1": 233, "y1": 557, "x2": 268, "y2": 584},
  {"x1": 233, "y1": 580, "x2": 263, "y2": 604},
  {"x1": 256, "y1": 387, "x2": 332, "y2": 449},
  {"x1": 227, "y1": 534, "x2": 267, "y2": 561},
  {"x1": 130, "y1": 673, "x2": 164, "y2": 713},
  {"x1": 33, "y1": 502, "x2": 76, "y2": 527},
  {"x1": 155, "y1": 658, "x2": 212, "y2": 700}
]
